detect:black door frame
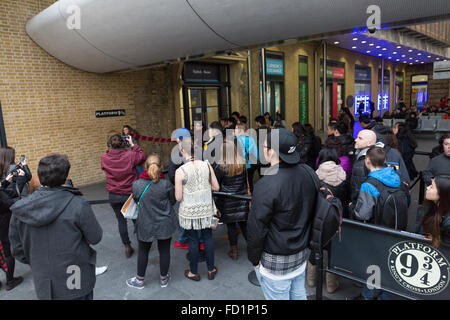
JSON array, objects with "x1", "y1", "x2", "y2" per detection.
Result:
[{"x1": 182, "y1": 84, "x2": 230, "y2": 129}]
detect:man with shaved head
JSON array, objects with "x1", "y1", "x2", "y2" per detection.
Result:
[
  {"x1": 351, "y1": 129, "x2": 410, "y2": 206},
  {"x1": 350, "y1": 130, "x2": 379, "y2": 204}
]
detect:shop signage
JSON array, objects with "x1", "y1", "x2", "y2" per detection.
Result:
[
  {"x1": 377, "y1": 93, "x2": 389, "y2": 110},
  {"x1": 355, "y1": 95, "x2": 370, "y2": 115},
  {"x1": 184, "y1": 63, "x2": 219, "y2": 82},
  {"x1": 299, "y1": 62, "x2": 308, "y2": 77},
  {"x1": 332, "y1": 67, "x2": 345, "y2": 79},
  {"x1": 355, "y1": 68, "x2": 371, "y2": 81},
  {"x1": 329, "y1": 220, "x2": 450, "y2": 300},
  {"x1": 95, "y1": 109, "x2": 125, "y2": 118},
  {"x1": 266, "y1": 59, "x2": 284, "y2": 75},
  {"x1": 299, "y1": 81, "x2": 308, "y2": 124},
  {"x1": 321, "y1": 66, "x2": 345, "y2": 79}
]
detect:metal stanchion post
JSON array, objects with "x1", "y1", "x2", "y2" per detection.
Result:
[
  {"x1": 315, "y1": 251, "x2": 324, "y2": 300},
  {"x1": 419, "y1": 172, "x2": 425, "y2": 205}
]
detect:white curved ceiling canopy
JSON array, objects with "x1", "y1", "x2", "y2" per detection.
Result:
[{"x1": 26, "y1": 0, "x2": 450, "y2": 73}]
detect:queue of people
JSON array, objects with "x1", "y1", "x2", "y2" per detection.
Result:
[{"x1": 0, "y1": 113, "x2": 449, "y2": 301}]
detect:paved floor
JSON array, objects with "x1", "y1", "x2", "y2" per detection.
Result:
[{"x1": 0, "y1": 134, "x2": 439, "y2": 300}]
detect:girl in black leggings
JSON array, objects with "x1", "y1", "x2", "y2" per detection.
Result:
[{"x1": 126, "y1": 154, "x2": 178, "y2": 289}]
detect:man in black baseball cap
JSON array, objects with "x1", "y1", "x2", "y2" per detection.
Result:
[{"x1": 247, "y1": 128, "x2": 318, "y2": 300}]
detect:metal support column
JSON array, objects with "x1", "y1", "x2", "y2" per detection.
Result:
[
  {"x1": 261, "y1": 48, "x2": 267, "y2": 116},
  {"x1": 248, "y1": 50, "x2": 253, "y2": 128},
  {"x1": 323, "y1": 42, "x2": 327, "y2": 134},
  {"x1": 381, "y1": 58, "x2": 384, "y2": 114}
]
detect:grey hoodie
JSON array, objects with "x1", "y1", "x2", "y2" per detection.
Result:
[{"x1": 9, "y1": 186, "x2": 102, "y2": 300}]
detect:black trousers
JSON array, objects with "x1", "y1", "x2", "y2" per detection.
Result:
[
  {"x1": 226, "y1": 221, "x2": 248, "y2": 246},
  {"x1": 137, "y1": 238, "x2": 171, "y2": 278},
  {"x1": 109, "y1": 193, "x2": 135, "y2": 245},
  {"x1": 1, "y1": 239, "x2": 15, "y2": 282}
]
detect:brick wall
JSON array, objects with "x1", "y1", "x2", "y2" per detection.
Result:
[{"x1": 0, "y1": 0, "x2": 177, "y2": 186}]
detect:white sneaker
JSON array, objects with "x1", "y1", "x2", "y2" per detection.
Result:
[{"x1": 96, "y1": 266, "x2": 108, "y2": 276}]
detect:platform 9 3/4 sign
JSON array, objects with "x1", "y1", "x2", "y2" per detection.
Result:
[{"x1": 388, "y1": 241, "x2": 449, "y2": 295}]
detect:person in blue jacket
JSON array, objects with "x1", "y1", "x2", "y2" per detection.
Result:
[{"x1": 234, "y1": 123, "x2": 259, "y2": 193}]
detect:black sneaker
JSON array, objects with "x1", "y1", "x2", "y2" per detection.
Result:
[{"x1": 6, "y1": 277, "x2": 23, "y2": 291}]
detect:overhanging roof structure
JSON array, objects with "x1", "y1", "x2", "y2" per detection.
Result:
[{"x1": 26, "y1": 0, "x2": 450, "y2": 73}]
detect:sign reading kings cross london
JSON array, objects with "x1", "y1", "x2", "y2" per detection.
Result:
[
  {"x1": 329, "y1": 220, "x2": 450, "y2": 300},
  {"x1": 388, "y1": 241, "x2": 449, "y2": 295}
]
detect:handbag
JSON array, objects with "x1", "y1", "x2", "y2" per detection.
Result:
[{"x1": 121, "y1": 181, "x2": 152, "y2": 219}]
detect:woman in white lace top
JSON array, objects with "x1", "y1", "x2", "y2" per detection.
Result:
[{"x1": 175, "y1": 138, "x2": 220, "y2": 281}]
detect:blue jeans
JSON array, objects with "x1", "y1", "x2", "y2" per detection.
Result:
[
  {"x1": 255, "y1": 267, "x2": 307, "y2": 300},
  {"x1": 179, "y1": 227, "x2": 204, "y2": 244},
  {"x1": 362, "y1": 286, "x2": 390, "y2": 300},
  {"x1": 185, "y1": 228, "x2": 214, "y2": 274}
]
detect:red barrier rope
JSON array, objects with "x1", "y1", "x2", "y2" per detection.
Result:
[{"x1": 129, "y1": 133, "x2": 173, "y2": 143}]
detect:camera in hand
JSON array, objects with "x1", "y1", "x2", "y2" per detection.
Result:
[
  {"x1": 10, "y1": 165, "x2": 21, "y2": 178},
  {"x1": 121, "y1": 135, "x2": 130, "y2": 146}
]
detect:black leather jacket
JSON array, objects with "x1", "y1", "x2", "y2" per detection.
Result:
[{"x1": 213, "y1": 166, "x2": 249, "y2": 223}]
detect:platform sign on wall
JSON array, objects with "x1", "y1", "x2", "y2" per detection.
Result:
[{"x1": 95, "y1": 109, "x2": 125, "y2": 118}]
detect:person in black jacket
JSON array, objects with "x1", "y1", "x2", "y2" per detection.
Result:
[
  {"x1": 393, "y1": 122, "x2": 418, "y2": 180},
  {"x1": 307, "y1": 147, "x2": 348, "y2": 293},
  {"x1": 214, "y1": 139, "x2": 249, "y2": 260},
  {"x1": 333, "y1": 121, "x2": 355, "y2": 164},
  {"x1": 0, "y1": 172, "x2": 24, "y2": 291},
  {"x1": 247, "y1": 128, "x2": 317, "y2": 300},
  {"x1": 9, "y1": 154, "x2": 103, "y2": 300},
  {"x1": 0, "y1": 147, "x2": 28, "y2": 291},
  {"x1": 423, "y1": 133, "x2": 450, "y2": 186}
]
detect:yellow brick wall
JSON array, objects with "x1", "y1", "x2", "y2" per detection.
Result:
[{"x1": 0, "y1": 0, "x2": 156, "y2": 186}]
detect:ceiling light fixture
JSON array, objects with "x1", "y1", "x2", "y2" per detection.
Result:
[
  {"x1": 334, "y1": 41, "x2": 340, "y2": 44},
  {"x1": 393, "y1": 52, "x2": 397, "y2": 54},
  {"x1": 366, "y1": 50, "x2": 371, "y2": 53},
  {"x1": 353, "y1": 38, "x2": 358, "y2": 41},
  {"x1": 369, "y1": 43, "x2": 374, "y2": 46},
  {"x1": 397, "y1": 46, "x2": 401, "y2": 49},
  {"x1": 408, "y1": 49, "x2": 413, "y2": 52},
  {"x1": 417, "y1": 53, "x2": 422, "y2": 56},
  {"x1": 382, "y1": 48, "x2": 387, "y2": 51},
  {"x1": 362, "y1": 41, "x2": 367, "y2": 44},
  {"x1": 352, "y1": 46, "x2": 357, "y2": 49}
]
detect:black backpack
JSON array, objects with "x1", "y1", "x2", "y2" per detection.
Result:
[
  {"x1": 365, "y1": 177, "x2": 408, "y2": 230},
  {"x1": 302, "y1": 165, "x2": 343, "y2": 253}
]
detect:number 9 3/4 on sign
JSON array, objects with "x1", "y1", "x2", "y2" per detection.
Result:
[{"x1": 388, "y1": 241, "x2": 450, "y2": 296}]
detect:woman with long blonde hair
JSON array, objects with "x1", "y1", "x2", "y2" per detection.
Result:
[{"x1": 126, "y1": 154, "x2": 178, "y2": 289}]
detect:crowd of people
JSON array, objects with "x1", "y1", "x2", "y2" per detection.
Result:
[{"x1": 0, "y1": 110, "x2": 449, "y2": 300}]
